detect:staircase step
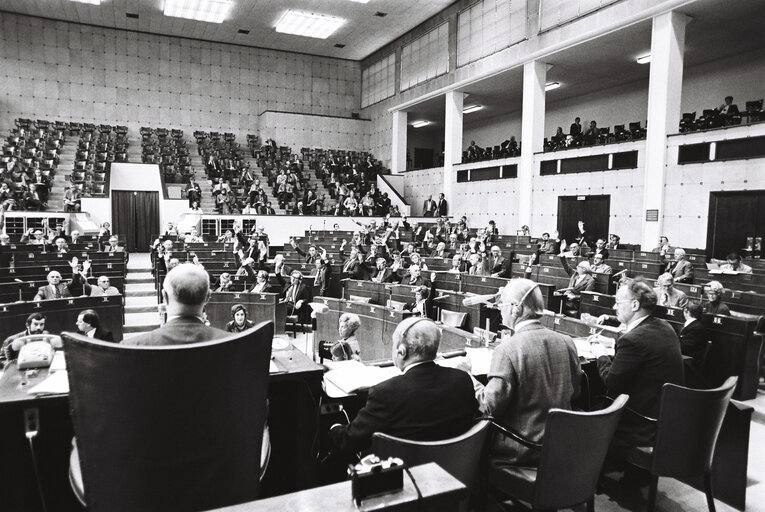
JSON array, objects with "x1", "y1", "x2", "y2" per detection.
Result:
[
  {"x1": 125, "y1": 294, "x2": 157, "y2": 306},
  {"x1": 124, "y1": 311, "x2": 161, "y2": 328},
  {"x1": 125, "y1": 304, "x2": 158, "y2": 314},
  {"x1": 126, "y1": 276, "x2": 154, "y2": 284},
  {"x1": 123, "y1": 324, "x2": 160, "y2": 334}
]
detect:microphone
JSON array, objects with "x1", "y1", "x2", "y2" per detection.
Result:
[
  {"x1": 462, "y1": 292, "x2": 500, "y2": 307},
  {"x1": 613, "y1": 269, "x2": 629, "y2": 278}
]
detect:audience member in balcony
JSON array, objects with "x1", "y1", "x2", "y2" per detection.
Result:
[
  {"x1": 717, "y1": 252, "x2": 753, "y2": 274},
  {"x1": 664, "y1": 248, "x2": 694, "y2": 283},
  {"x1": 342, "y1": 194, "x2": 358, "y2": 216},
  {"x1": 570, "y1": 117, "x2": 582, "y2": 137},
  {"x1": 24, "y1": 184, "x2": 45, "y2": 211},
  {"x1": 590, "y1": 253, "x2": 613, "y2": 274},
  {"x1": 185, "y1": 176, "x2": 201, "y2": 208},
  {"x1": 703, "y1": 281, "x2": 730, "y2": 316},
  {"x1": 31, "y1": 168, "x2": 49, "y2": 203},
  {"x1": 359, "y1": 192, "x2": 374, "y2": 216},
  {"x1": 583, "y1": 120, "x2": 599, "y2": 145},
  {"x1": 422, "y1": 195, "x2": 437, "y2": 217},
  {"x1": 652, "y1": 236, "x2": 672, "y2": 257},
  {"x1": 0, "y1": 183, "x2": 16, "y2": 210},
  {"x1": 654, "y1": 273, "x2": 688, "y2": 309},
  {"x1": 63, "y1": 184, "x2": 82, "y2": 212},
  {"x1": 259, "y1": 201, "x2": 276, "y2": 215},
  {"x1": 717, "y1": 96, "x2": 739, "y2": 117},
  {"x1": 436, "y1": 193, "x2": 448, "y2": 217},
  {"x1": 466, "y1": 140, "x2": 481, "y2": 162},
  {"x1": 551, "y1": 127, "x2": 566, "y2": 148}
]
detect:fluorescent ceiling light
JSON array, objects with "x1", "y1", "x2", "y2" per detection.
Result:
[
  {"x1": 345, "y1": 0, "x2": 371, "y2": 3},
  {"x1": 636, "y1": 54, "x2": 651, "y2": 64},
  {"x1": 275, "y1": 10, "x2": 345, "y2": 39},
  {"x1": 545, "y1": 81, "x2": 561, "y2": 91},
  {"x1": 463, "y1": 105, "x2": 484, "y2": 114},
  {"x1": 411, "y1": 120, "x2": 431, "y2": 128},
  {"x1": 164, "y1": 0, "x2": 233, "y2": 24},
  {"x1": 71, "y1": 0, "x2": 101, "y2": 4}
]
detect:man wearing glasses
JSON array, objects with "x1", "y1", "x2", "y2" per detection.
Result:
[
  {"x1": 462, "y1": 279, "x2": 580, "y2": 468},
  {"x1": 590, "y1": 278, "x2": 683, "y2": 447}
]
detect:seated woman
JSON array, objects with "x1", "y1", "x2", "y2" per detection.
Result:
[
  {"x1": 331, "y1": 313, "x2": 362, "y2": 361},
  {"x1": 226, "y1": 304, "x2": 255, "y2": 333}
]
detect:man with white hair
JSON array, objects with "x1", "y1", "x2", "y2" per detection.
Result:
[
  {"x1": 654, "y1": 273, "x2": 688, "y2": 309},
  {"x1": 123, "y1": 264, "x2": 227, "y2": 346},
  {"x1": 104, "y1": 236, "x2": 124, "y2": 252},
  {"x1": 329, "y1": 317, "x2": 477, "y2": 457},
  {"x1": 34, "y1": 262, "x2": 79, "y2": 300},
  {"x1": 463, "y1": 279, "x2": 580, "y2": 468},
  {"x1": 558, "y1": 256, "x2": 595, "y2": 311},
  {"x1": 664, "y1": 247, "x2": 693, "y2": 283}
]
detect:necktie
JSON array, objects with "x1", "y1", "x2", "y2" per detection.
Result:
[
  {"x1": 54, "y1": 286, "x2": 61, "y2": 299},
  {"x1": 663, "y1": 293, "x2": 669, "y2": 305}
]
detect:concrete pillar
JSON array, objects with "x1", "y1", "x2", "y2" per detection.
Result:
[
  {"x1": 642, "y1": 11, "x2": 689, "y2": 247},
  {"x1": 519, "y1": 60, "x2": 547, "y2": 230},
  {"x1": 444, "y1": 90, "x2": 464, "y2": 207},
  {"x1": 391, "y1": 110, "x2": 408, "y2": 173}
]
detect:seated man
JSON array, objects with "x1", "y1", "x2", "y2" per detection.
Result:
[
  {"x1": 654, "y1": 273, "x2": 688, "y2": 309},
  {"x1": 404, "y1": 285, "x2": 431, "y2": 318},
  {"x1": 103, "y1": 236, "x2": 125, "y2": 252},
  {"x1": 465, "y1": 279, "x2": 580, "y2": 468},
  {"x1": 249, "y1": 270, "x2": 277, "y2": 294},
  {"x1": 718, "y1": 252, "x2": 752, "y2": 274},
  {"x1": 0, "y1": 313, "x2": 48, "y2": 368},
  {"x1": 557, "y1": 257, "x2": 595, "y2": 312},
  {"x1": 717, "y1": 95, "x2": 739, "y2": 116},
  {"x1": 329, "y1": 317, "x2": 478, "y2": 457},
  {"x1": 330, "y1": 313, "x2": 362, "y2": 361},
  {"x1": 76, "y1": 309, "x2": 114, "y2": 342},
  {"x1": 590, "y1": 253, "x2": 613, "y2": 274},
  {"x1": 664, "y1": 248, "x2": 694, "y2": 283},
  {"x1": 34, "y1": 268, "x2": 76, "y2": 301},
  {"x1": 537, "y1": 232, "x2": 558, "y2": 255},
  {"x1": 370, "y1": 257, "x2": 395, "y2": 283},
  {"x1": 213, "y1": 272, "x2": 233, "y2": 292},
  {"x1": 279, "y1": 269, "x2": 311, "y2": 323},
  {"x1": 652, "y1": 236, "x2": 672, "y2": 257},
  {"x1": 63, "y1": 184, "x2": 81, "y2": 212},
  {"x1": 487, "y1": 246, "x2": 512, "y2": 278},
  {"x1": 78, "y1": 271, "x2": 120, "y2": 296},
  {"x1": 591, "y1": 278, "x2": 683, "y2": 447},
  {"x1": 704, "y1": 280, "x2": 731, "y2": 316},
  {"x1": 123, "y1": 264, "x2": 228, "y2": 346},
  {"x1": 606, "y1": 234, "x2": 621, "y2": 250}
]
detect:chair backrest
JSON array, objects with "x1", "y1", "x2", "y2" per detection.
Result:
[
  {"x1": 372, "y1": 419, "x2": 490, "y2": 491},
  {"x1": 651, "y1": 376, "x2": 737, "y2": 478},
  {"x1": 348, "y1": 294, "x2": 371, "y2": 303},
  {"x1": 440, "y1": 308, "x2": 467, "y2": 328},
  {"x1": 533, "y1": 395, "x2": 629, "y2": 510},
  {"x1": 387, "y1": 299, "x2": 407, "y2": 311},
  {"x1": 63, "y1": 321, "x2": 274, "y2": 512}
]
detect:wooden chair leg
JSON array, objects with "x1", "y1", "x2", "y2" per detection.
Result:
[
  {"x1": 704, "y1": 472, "x2": 716, "y2": 512},
  {"x1": 647, "y1": 475, "x2": 659, "y2": 512}
]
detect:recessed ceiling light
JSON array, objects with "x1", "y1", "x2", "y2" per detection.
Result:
[
  {"x1": 334, "y1": 43, "x2": 346, "y2": 48},
  {"x1": 275, "y1": 10, "x2": 345, "y2": 39},
  {"x1": 463, "y1": 105, "x2": 484, "y2": 114},
  {"x1": 636, "y1": 54, "x2": 651, "y2": 64},
  {"x1": 126, "y1": 12, "x2": 139, "y2": 19},
  {"x1": 412, "y1": 120, "x2": 431, "y2": 128},
  {"x1": 346, "y1": 0, "x2": 370, "y2": 3},
  {"x1": 545, "y1": 81, "x2": 561, "y2": 91},
  {"x1": 164, "y1": 0, "x2": 233, "y2": 24},
  {"x1": 374, "y1": 12, "x2": 388, "y2": 17},
  {"x1": 71, "y1": 0, "x2": 101, "y2": 4},
  {"x1": 238, "y1": 29, "x2": 250, "y2": 34}
]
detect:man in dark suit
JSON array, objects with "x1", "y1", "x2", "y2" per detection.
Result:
[
  {"x1": 339, "y1": 241, "x2": 365, "y2": 280},
  {"x1": 680, "y1": 300, "x2": 708, "y2": 387},
  {"x1": 664, "y1": 248, "x2": 694, "y2": 283},
  {"x1": 123, "y1": 264, "x2": 228, "y2": 346},
  {"x1": 34, "y1": 269, "x2": 75, "y2": 301},
  {"x1": 329, "y1": 317, "x2": 478, "y2": 457},
  {"x1": 591, "y1": 278, "x2": 684, "y2": 446},
  {"x1": 76, "y1": 309, "x2": 114, "y2": 342},
  {"x1": 487, "y1": 245, "x2": 512, "y2": 278},
  {"x1": 436, "y1": 192, "x2": 448, "y2": 217},
  {"x1": 279, "y1": 270, "x2": 312, "y2": 323},
  {"x1": 370, "y1": 257, "x2": 395, "y2": 283}
]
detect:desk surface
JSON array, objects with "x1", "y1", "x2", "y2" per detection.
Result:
[{"x1": 212, "y1": 462, "x2": 466, "y2": 512}]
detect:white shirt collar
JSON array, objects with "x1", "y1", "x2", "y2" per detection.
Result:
[
  {"x1": 86, "y1": 328, "x2": 97, "y2": 338},
  {"x1": 684, "y1": 317, "x2": 696, "y2": 328},
  {"x1": 512, "y1": 319, "x2": 540, "y2": 332}
]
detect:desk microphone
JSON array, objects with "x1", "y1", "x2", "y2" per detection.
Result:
[
  {"x1": 462, "y1": 292, "x2": 500, "y2": 307},
  {"x1": 613, "y1": 269, "x2": 629, "y2": 278}
]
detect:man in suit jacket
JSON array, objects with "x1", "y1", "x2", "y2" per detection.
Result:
[
  {"x1": 654, "y1": 273, "x2": 688, "y2": 309},
  {"x1": 665, "y1": 248, "x2": 694, "y2": 283},
  {"x1": 558, "y1": 257, "x2": 595, "y2": 310},
  {"x1": 249, "y1": 270, "x2": 278, "y2": 294},
  {"x1": 436, "y1": 193, "x2": 448, "y2": 217},
  {"x1": 339, "y1": 242, "x2": 366, "y2": 280},
  {"x1": 103, "y1": 236, "x2": 125, "y2": 253},
  {"x1": 370, "y1": 258, "x2": 395, "y2": 283},
  {"x1": 329, "y1": 317, "x2": 478, "y2": 457},
  {"x1": 123, "y1": 264, "x2": 228, "y2": 346},
  {"x1": 680, "y1": 300, "x2": 708, "y2": 388},
  {"x1": 487, "y1": 246, "x2": 512, "y2": 278},
  {"x1": 312, "y1": 259, "x2": 332, "y2": 297},
  {"x1": 280, "y1": 270, "x2": 312, "y2": 323},
  {"x1": 467, "y1": 279, "x2": 580, "y2": 468},
  {"x1": 422, "y1": 195, "x2": 436, "y2": 217},
  {"x1": 34, "y1": 270, "x2": 74, "y2": 301},
  {"x1": 76, "y1": 309, "x2": 114, "y2": 342},
  {"x1": 592, "y1": 278, "x2": 684, "y2": 447}
]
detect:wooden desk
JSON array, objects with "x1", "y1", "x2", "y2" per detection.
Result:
[
  {"x1": 213, "y1": 462, "x2": 466, "y2": 512},
  {"x1": 0, "y1": 346, "x2": 324, "y2": 511},
  {"x1": 207, "y1": 291, "x2": 287, "y2": 334}
]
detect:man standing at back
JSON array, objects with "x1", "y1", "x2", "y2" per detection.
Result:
[
  {"x1": 464, "y1": 279, "x2": 580, "y2": 469},
  {"x1": 591, "y1": 278, "x2": 684, "y2": 447},
  {"x1": 123, "y1": 264, "x2": 227, "y2": 346}
]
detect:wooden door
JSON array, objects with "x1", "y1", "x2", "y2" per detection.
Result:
[{"x1": 707, "y1": 190, "x2": 765, "y2": 258}]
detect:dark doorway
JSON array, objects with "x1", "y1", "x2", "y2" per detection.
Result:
[
  {"x1": 557, "y1": 195, "x2": 611, "y2": 246},
  {"x1": 112, "y1": 191, "x2": 160, "y2": 252},
  {"x1": 707, "y1": 190, "x2": 765, "y2": 259},
  {"x1": 413, "y1": 148, "x2": 434, "y2": 170}
]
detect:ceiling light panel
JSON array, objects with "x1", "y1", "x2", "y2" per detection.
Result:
[
  {"x1": 463, "y1": 105, "x2": 483, "y2": 114},
  {"x1": 164, "y1": 0, "x2": 234, "y2": 24},
  {"x1": 275, "y1": 10, "x2": 346, "y2": 39},
  {"x1": 636, "y1": 54, "x2": 651, "y2": 64},
  {"x1": 411, "y1": 120, "x2": 431, "y2": 128},
  {"x1": 545, "y1": 81, "x2": 561, "y2": 91},
  {"x1": 345, "y1": 0, "x2": 370, "y2": 3},
  {"x1": 71, "y1": 0, "x2": 101, "y2": 4}
]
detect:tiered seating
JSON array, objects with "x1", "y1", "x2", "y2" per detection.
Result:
[
  {"x1": 1, "y1": 119, "x2": 67, "y2": 210},
  {"x1": 71, "y1": 123, "x2": 127, "y2": 197},
  {"x1": 195, "y1": 131, "x2": 253, "y2": 214},
  {"x1": 141, "y1": 127, "x2": 191, "y2": 184}
]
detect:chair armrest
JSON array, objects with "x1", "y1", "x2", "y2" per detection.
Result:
[
  {"x1": 602, "y1": 395, "x2": 657, "y2": 424},
  {"x1": 486, "y1": 416, "x2": 542, "y2": 450}
]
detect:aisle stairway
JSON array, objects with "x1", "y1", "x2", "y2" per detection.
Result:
[
  {"x1": 46, "y1": 138, "x2": 78, "y2": 211},
  {"x1": 122, "y1": 253, "x2": 160, "y2": 339}
]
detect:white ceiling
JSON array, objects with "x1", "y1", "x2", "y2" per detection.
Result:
[{"x1": 0, "y1": 0, "x2": 456, "y2": 60}]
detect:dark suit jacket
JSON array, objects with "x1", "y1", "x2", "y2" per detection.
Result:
[
  {"x1": 329, "y1": 362, "x2": 478, "y2": 456},
  {"x1": 597, "y1": 316, "x2": 684, "y2": 446},
  {"x1": 122, "y1": 317, "x2": 228, "y2": 346},
  {"x1": 679, "y1": 320, "x2": 707, "y2": 362},
  {"x1": 488, "y1": 255, "x2": 512, "y2": 278},
  {"x1": 665, "y1": 259, "x2": 694, "y2": 283},
  {"x1": 93, "y1": 328, "x2": 114, "y2": 343},
  {"x1": 436, "y1": 199, "x2": 448, "y2": 216},
  {"x1": 370, "y1": 267, "x2": 395, "y2": 283}
]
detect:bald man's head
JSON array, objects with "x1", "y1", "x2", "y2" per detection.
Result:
[
  {"x1": 391, "y1": 317, "x2": 440, "y2": 370},
  {"x1": 163, "y1": 263, "x2": 210, "y2": 307}
]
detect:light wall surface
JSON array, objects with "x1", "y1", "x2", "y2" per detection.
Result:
[{"x1": 259, "y1": 111, "x2": 370, "y2": 153}]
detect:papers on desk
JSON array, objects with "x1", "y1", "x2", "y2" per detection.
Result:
[
  {"x1": 50, "y1": 351, "x2": 66, "y2": 372},
  {"x1": 708, "y1": 269, "x2": 741, "y2": 275},
  {"x1": 28, "y1": 370, "x2": 70, "y2": 396},
  {"x1": 269, "y1": 360, "x2": 283, "y2": 374},
  {"x1": 573, "y1": 336, "x2": 615, "y2": 359},
  {"x1": 324, "y1": 361, "x2": 401, "y2": 395}
]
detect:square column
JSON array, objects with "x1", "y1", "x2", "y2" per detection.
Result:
[
  {"x1": 519, "y1": 60, "x2": 547, "y2": 230},
  {"x1": 444, "y1": 91, "x2": 464, "y2": 205},
  {"x1": 642, "y1": 11, "x2": 689, "y2": 247},
  {"x1": 391, "y1": 110, "x2": 408, "y2": 173}
]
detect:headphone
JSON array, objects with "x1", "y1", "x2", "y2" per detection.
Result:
[
  {"x1": 512, "y1": 283, "x2": 540, "y2": 316},
  {"x1": 397, "y1": 317, "x2": 433, "y2": 354}
]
